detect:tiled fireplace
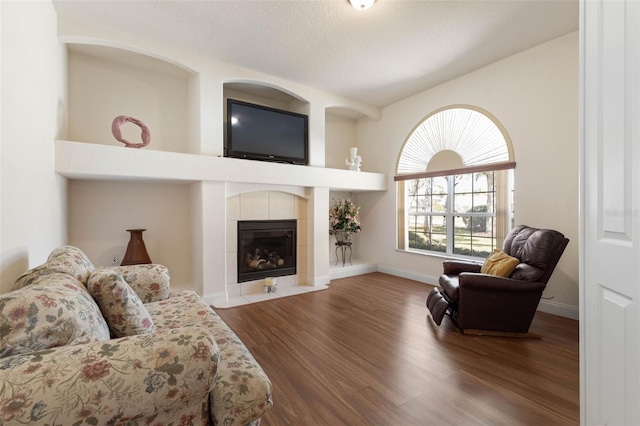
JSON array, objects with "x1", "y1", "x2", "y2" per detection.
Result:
[{"x1": 226, "y1": 189, "x2": 310, "y2": 298}]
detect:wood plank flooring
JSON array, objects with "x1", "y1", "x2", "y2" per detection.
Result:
[{"x1": 216, "y1": 272, "x2": 579, "y2": 425}]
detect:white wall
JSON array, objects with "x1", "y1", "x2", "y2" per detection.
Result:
[
  {"x1": 0, "y1": 1, "x2": 68, "y2": 294},
  {"x1": 357, "y1": 32, "x2": 580, "y2": 313}
]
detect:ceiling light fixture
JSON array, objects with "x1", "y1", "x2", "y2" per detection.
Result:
[{"x1": 349, "y1": 0, "x2": 375, "y2": 11}]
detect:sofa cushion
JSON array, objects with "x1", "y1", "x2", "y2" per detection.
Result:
[
  {"x1": 106, "y1": 264, "x2": 170, "y2": 303},
  {"x1": 146, "y1": 290, "x2": 274, "y2": 425},
  {"x1": 0, "y1": 274, "x2": 110, "y2": 358},
  {"x1": 13, "y1": 245, "x2": 95, "y2": 290},
  {"x1": 88, "y1": 268, "x2": 156, "y2": 337}
]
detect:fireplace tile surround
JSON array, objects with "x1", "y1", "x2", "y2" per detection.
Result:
[
  {"x1": 216, "y1": 188, "x2": 378, "y2": 308},
  {"x1": 225, "y1": 190, "x2": 312, "y2": 300}
]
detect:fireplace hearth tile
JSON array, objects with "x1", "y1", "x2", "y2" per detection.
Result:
[{"x1": 211, "y1": 284, "x2": 329, "y2": 309}]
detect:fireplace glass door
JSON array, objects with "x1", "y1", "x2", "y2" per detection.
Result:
[{"x1": 237, "y1": 220, "x2": 297, "y2": 282}]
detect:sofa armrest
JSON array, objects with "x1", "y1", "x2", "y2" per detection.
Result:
[
  {"x1": 0, "y1": 327, "x2": 219, "y2": 425},
  {"x1": 105, "y1": 264, "x2": 170, "y2": 302},
  {"x1": 442, "y1": 260, "x2": 482, "y2": 275}
]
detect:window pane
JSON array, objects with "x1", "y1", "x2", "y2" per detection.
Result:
[
  {"x1": 472, "y1": 194, "x2": 492, "y2": 214},
  {"x1": 432, "y1": 176, "x2": 448, "y2": 195},
  {"x1": 453, "y1": 216, "x2": 472, "y2": 256},
  {"x1": 404, "y1": 170, "x2": 500, "y2": 257},
  {"x1": 453, "y1": 174, "x2": 472, "y2": 213},
  {"x1": 453, "y1": 215, "x2": 496, "y2": 257},
  {"x1": 472, "y1": 237, "x2": 494, "y2": 258},
  {"x1": 429, "y1": 215, "x2": 447, "y2": 252},
  {"x1": 408, "y1": 194, "x2": 425, "y2": 213},
  {"x1": 407, "y1": 214, "x2": 447, "y2": 252},
  {"x1": 407, "y1": 215, "x2": 425, "y2": 249},
  {"x1": 430, "y1": 177, "x2": 446, "y2": 214}
]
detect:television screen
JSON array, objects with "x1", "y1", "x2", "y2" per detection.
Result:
[{"x1": 226, "y1": 99, "x2": 308, "y2": 165}]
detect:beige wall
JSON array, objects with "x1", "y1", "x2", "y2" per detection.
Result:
[
  {"x1": 68, "y1": 180, "x2": 192, "y2": 286},
  {"x1": 325, "y1": 113, "x2": 356, "y2": 170},
  {"x1": 68, "y1": 50, "x2": 189, "y2": 153},
  {"x1": 0, "y1": 1, "x2": 68, "y2": 293},
  {"x1": 356, "y1": 32, "x2": 580, "y2": 312}
]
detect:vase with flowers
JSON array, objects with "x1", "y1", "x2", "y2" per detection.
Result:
[{"x1": 329, "y1": 198, "x2": 361, "y2": 243}]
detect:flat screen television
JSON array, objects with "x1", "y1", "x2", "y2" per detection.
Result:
[{"x1": 225, "y1": 99, "x2": 308, "y2": 165}]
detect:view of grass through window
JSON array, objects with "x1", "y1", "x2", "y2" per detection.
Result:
[{"x1": 407, "y1": 172, "x2": 496, "y2": 257}]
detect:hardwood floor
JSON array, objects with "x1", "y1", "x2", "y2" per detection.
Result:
[{"x1": 216, "y1": 272, "x2": 579, "y2": 425}]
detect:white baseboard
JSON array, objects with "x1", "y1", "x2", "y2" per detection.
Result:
[
  {"x1": 202, "y1": 291, "x2": 228, "y2": 306},
  {"x1": 330, "y1": 262, "x2": 378, "y2": 280},
  {"x1": 376, "y1": 264, "x2": 439, "y2": 286},
  {"x1": 537, "y1": 298, "x2": 579, "y2": 320},
  {"x1": 311, "y1": 274, "x2": 331, "y2": 286},
  {"x1": 377, "y1": 264, "x2": 579, "y2": 321}
]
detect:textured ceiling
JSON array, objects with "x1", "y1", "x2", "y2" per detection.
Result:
[{"x1": 52, "y1": 0, "x2": 579, "y2": 108}]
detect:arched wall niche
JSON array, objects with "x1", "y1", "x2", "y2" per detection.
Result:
[
  {"x1": 325, "y1": 105, "x2": 380, "y2": 121},
  {"x1": 223, "y1": 80, "x2": 309, "y2": 114},
  {"x1": 65, "y1": 42, "x2": 194, "y2": 153},
  {"x1": 226, "y1": 184, "x2": 307, "y2": 199},
  {"x1": 64, "y1": 41, "x2": 197, "y2": 75}
]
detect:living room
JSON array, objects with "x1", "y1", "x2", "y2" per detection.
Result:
[
  {"x1": 1, "y1": 0, "x2": 579, "y2": 311},
  {"x1": 1, "y1": 0, "x2": 636, "y2": 424}
]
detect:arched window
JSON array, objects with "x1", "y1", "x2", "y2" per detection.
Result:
[{"x1": 395, "y1": 106, "x2": 515, "y2": 258}]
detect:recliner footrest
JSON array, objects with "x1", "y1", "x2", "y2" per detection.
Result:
[{"x1": 426, "y1": 287, "x2": 449, "y2": 326}]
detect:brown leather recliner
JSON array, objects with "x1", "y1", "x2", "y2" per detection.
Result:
[{"x1": 426, "y1": 225, "x2": 569, "y2": 334}]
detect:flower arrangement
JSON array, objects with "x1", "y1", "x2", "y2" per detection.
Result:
[{"x1": 329, "y1": 198, "x2": 361, "y2": 235}]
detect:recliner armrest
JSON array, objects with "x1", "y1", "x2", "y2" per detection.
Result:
[
  {"x1": 456, "y1": 273, "x2": 547, "y2": 333},
  {"x1": 458, "y1": 273, "x2": 546, "y2": 293},
  {"x1": 443, "y1": 260, "x2": 482, "y2": 275}
]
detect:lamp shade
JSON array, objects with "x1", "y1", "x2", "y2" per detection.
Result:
[{"x1": 349, "y1": 0, "x2": 375, "y2": 10}]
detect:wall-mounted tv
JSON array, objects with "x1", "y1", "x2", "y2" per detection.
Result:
[{"x1": 225, "y1": 99, "x2": 308, "y2": 165}]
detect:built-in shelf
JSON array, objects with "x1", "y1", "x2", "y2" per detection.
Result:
[{"x1": 55, "y1": 140, "x2": 387, "y2": 191}]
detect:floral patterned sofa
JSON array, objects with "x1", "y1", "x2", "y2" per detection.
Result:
[{"x1": 0, "y1": 246, "x2": 272, "y2": 425}]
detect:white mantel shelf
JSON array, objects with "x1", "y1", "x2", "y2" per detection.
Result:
[{"x1": 55, "y1": 140, "x2": 387, "y2": 191}]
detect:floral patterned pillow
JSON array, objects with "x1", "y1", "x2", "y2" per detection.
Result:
[
  {"x1": 88, "y1": 268, "x2": 156, "y2": 337},
  {"x1": 0, "y1": 274, "x2": 110, "y2": 359},
  {"x1": 13, "y1": 245, "x2": 95, "y2": 290},
  {"x1": 107, "y1": 264, "x2": 170, "y2": 303}
]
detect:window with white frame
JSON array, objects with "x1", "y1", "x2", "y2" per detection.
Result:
[{"x1": 396, "y1": 106, "x2": 515, "y2": 258}]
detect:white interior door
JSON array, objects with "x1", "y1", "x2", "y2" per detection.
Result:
[{"x1": 581, "y1": 0, "x2": 640, "y2": 424}]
